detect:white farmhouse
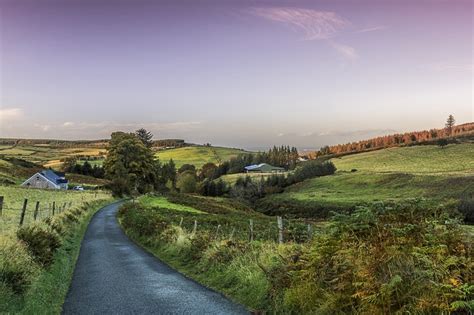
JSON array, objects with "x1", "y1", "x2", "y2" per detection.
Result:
[{"x1": 21, "y1": 170, "x2": 69, "y2": 190}]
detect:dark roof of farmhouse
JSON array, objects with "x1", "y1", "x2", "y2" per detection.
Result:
[{"x1": 40, "y1": 169, "x2": 68, "y2": 184}]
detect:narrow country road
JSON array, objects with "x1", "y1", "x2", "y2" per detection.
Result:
[{"x1": 62, "y1": 201, "x2": 248, "y2": 315}]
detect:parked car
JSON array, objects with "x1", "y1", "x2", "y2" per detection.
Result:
[{"x1": 72, "y1": 185, "x2": 84, "y2": 191}]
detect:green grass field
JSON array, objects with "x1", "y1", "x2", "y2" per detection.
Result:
[
  {"x1": 332, "y1": 143, "x2": 474, "y2": 175},
  {"x1": 138, "y1": 195, "x2": 205, "y2": 214},
  {"x1": 0, "y1": 186, "x2": 111, "y2": 234},
  {"x1": 261, "y1": 143, "x2": 474, "y2": 217},
  {"x1": 155, "y1": 146, "x2": 250, "y2": 168}
]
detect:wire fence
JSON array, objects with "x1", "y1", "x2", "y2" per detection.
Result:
[{"x1": 0, "y1": 193, "x2": 109, "y2": 235}]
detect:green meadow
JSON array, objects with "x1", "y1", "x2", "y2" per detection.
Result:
[
  {"x1": 332, "y1": 143, "x2": 474, "y2": 175},
  {"x1": 260, "y1": 143, "x2": 474, "y2": 217},
  {"x1": 0, "y1": 186, "x2": 111, "y2": 234}
]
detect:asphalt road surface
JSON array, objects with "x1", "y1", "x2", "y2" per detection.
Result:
[{"x1": 62, "y1": 201, "x2": 248, "y2": 315}]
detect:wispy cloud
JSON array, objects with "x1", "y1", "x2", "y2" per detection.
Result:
[
  {"x1": 248, "y1": 7, "x2": 358, "y2": 61},
  {"x1": 248, "y1": 7, "x2": 350, "y2": 40},
  {"x1": 0, "y1": 107, "x2": 23, "y2": 121},
  {"x1": 329, "y1": 41, "x2": 358, "y2": 60},
  {"x1": 355, "y1": 25, "x2": 386, "y2": 33}
]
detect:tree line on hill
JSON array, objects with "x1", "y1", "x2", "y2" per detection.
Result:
[
  {"x1": 313, "y1": 116, "x2": 473, "y2": 157},
  {"x1": 62, "y1": 160, "x2": 105, "y2": 178}
]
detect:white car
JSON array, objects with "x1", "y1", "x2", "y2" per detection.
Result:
[{"x1": 73, "y1": 185, "x2": 84, "y2": 191}]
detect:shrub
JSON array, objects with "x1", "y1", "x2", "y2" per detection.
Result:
[
  {"x1": 44, "y1": 217, "x2": 65, "y2": 235},
  {"x1": 16, "y1": 223, "x2": 62, "y2": 266},
  {"x1": 459, "y1": 196, "x2": 474, "y2": 223},
  {"x1": 176, "y1": 173, "x2": 197, "y2": 193},
  {"x1": 283, "y1": 201, "x2": 474, "y2": 314},
  {"x1": 0, "y1": 237, "x2": 39, "y2": 294},
  {"x1": 119, "y1": 202, "x2": 169, "y2": 236}
]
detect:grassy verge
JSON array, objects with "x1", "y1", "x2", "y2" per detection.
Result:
[
  {"x1": 118, "y1": 194, "x2": 316, "y2": 312},
  {"x1": 0, "y1": 199, "x2": 114, "y2": 314},
  {"x1": 118, "y1": 197, "x2": 474, "y2": 314}
]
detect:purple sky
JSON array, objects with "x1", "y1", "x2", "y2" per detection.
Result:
[{"x1": 0, "y1": 0, "x2": 472, "y2": 150}]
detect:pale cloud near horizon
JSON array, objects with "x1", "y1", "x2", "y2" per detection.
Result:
[
  {"x1": 422, "y1": 62, "x2": 474, "y2": 72},
  {"x1": 62, "y1": 121, "x2": 75, "y2": 127},
  {"x1": 0, "y1": 107, "x2": 23, "y2": 121}
]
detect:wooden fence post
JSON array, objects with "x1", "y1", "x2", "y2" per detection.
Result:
[
  {"x1": 0, "y1": 196, "x2": 3, "y2": 216},
  {"x1": 19, "y1": 199, "x2": 28, "y2": 226},
  {"x1": 307, "y1": 224, "x2": 313, "y2": 240},
  {"x1": 63, "y1": 202, "x2": 67, "y2": 212},
  {"x1": 192, "y1": 220, "x2": 198, "y2": 234},
  {"x1": 52, "y1": 201, "x2": 56, "y2": 216},
  {"x1": 277, "y1": 216, "x2": 283, "y2": 244},
  {"x1": 34, "y1": 201, "x2": 40, "y2": 221},
  {"x1": 249, "y1": 219, "x2": 254, "y2": 242}
]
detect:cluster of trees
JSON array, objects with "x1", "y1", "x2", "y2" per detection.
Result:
[
  {"x1": 63, "y1": 160, "x2": 105, "y2": 178},
  {"x1": 153, "y1": 139, "x2": 186, "y2": 148},
  {"x1": 229, "y1": 161, "x2": 337, "y2": 203},
  {"x1": 313, "y1": 116, "x2": 473, "y2": 157},
  {"x1": 205, "y1": 146, "x2": 300, "y2": 181},
  {"x1": 170, "y1": 156, "x2": 335, "y2": 202},
  {"x1": 103, "y1": 130, "x2": 177, "y2": 196}
]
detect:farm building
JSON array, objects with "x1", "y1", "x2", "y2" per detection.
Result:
[
  {"x1": 21, "y1": 170, "x2": 69, "y2": 190},
  {"x1": 244, "y1": 163, "x2": 285, "y2": 173}
]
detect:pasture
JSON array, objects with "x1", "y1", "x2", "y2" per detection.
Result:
[
  {"x1": 260, "y1": 143, "x2": 474, "y2": 217},
  {"x1": 155, "y1": 146, "x2": 250, "y2": 168},
  {"x1": 0, "y1": 185, "x2": 111, "y2": 234},
  {"x1": 332, "y1": 143, "x2": 474, "y2": 175},
  {"x1": 0, "y1": 143, "x2": 106, "y2": 170}
]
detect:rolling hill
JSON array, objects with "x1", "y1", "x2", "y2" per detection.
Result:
[{"x1": 258, "y1": 143, "x2": 474, "y2": 218}]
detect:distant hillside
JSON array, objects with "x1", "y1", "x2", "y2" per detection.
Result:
[
  {"x1": 258, "y1": 142, "x2": 474, "y2": 218},
  {"x1": 155, "y1": 146, "x2": 251, "y2": 168},
  {"x1": 0, "y1": 138, "x2": 109, "y2": 148},
  {"x1": 308, "y1": 122, "x2": 474, "y2": 158}
]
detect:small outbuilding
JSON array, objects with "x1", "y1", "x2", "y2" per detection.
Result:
[
  {"x1": 244, "y1": 163, "x2": 285, "y2": 173},
  {"x1": 21, "y1": 170, "x2": 69, "y2": 190}
]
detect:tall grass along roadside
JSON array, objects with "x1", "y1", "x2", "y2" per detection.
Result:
[
  {"x1": 119, "y1": 196, "x2": 473, "y2": 314},
  {"x1": 0, "y1": 198, "x2": 114, "y2": 314}
]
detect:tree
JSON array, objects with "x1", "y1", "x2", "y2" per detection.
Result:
[
  {"x1": 103, "y1": 132, "x2": 157, "y2": 196},
  {"x1": 445, "y1": 115, "x2": 455, "y2": 136},
  {"x1": 135, "y1": 128, "x2": 154, "y2": 148},
  {"x1": 178, "y1": 164, "x2": 196, "y2": 174},
  {"x1": 160, "y1": 159, "x2": 177, "y2": 189},
  {"x1": 176, "y1": 172, "x2": 197, "y2": 193},
  {"x1": 319, "y1": 145, "x2": 331, "y2": 156},
  {"x1": 82, "y1": 161, "x2": 93, "y2": 176},
  {"x1": 199, "y1": 162, "x2": 217, "y2": 180},
  {"x1": 62, "y1": 156, "x2": 78, "y2": 172},
  {"x1": 437, "y1": 138, "x2": 448, "y2": 148}
]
